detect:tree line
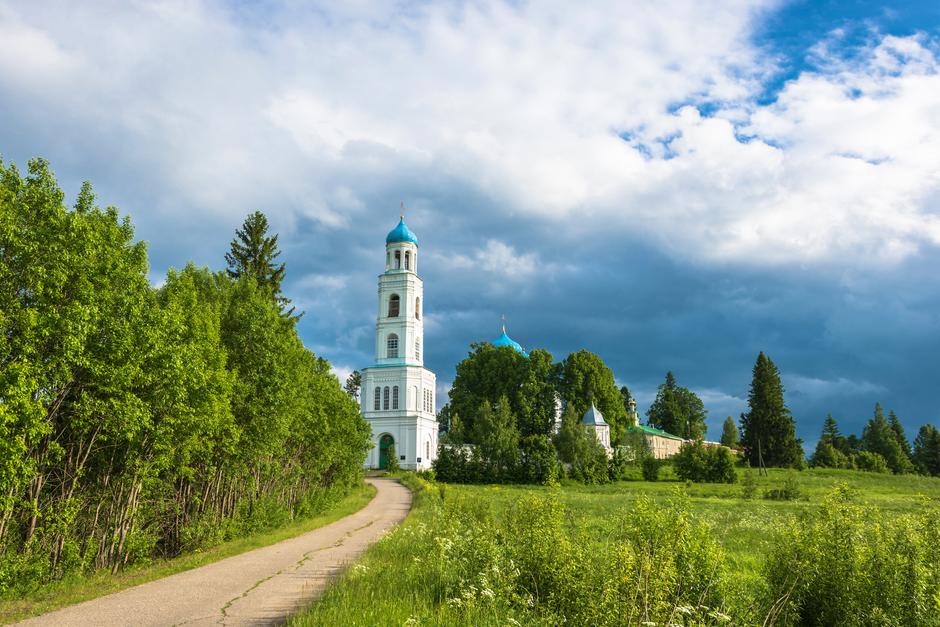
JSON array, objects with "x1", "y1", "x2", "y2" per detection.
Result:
[
  {"x1": 431, "y1": 338, "x2": 940, "y2": 484},
  {"x1": 810, "y1": 405, "x2": 940, "y2": 476},
  {"x1": 0, "y1": 158, "x2": 370, "y2": 591}
]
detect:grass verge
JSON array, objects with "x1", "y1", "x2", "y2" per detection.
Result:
[{"x1": 0, "y1": 481, "x2": 376, "y2": 624}]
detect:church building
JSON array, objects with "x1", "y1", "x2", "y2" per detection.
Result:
[{"x1": 360, "y1": 217, "x2": 438, "y2": 470}]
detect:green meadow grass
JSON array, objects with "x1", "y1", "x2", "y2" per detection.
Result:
[
  {"x1": 0, "y1": 482, "x2": 376, "y2": 625},
  {"x1": 292, "y1": 469, "x2": 940, "y2": 626}
]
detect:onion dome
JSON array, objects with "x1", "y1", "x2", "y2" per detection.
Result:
[
  {"x1": 386, "y1": 216, "x2": 418, "y2": 246},
  {"x1": 492, "y1": 326, "x2": 529, "y2": 358}
]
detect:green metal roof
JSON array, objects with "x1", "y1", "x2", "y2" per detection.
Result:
[{"x1": 627, "y1": 424, "x2": 685, "y2": 441}]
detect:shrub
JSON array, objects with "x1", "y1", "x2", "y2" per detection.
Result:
[
  {"x1": 519, "y1": 434, "x2": 561, "y2": 485},
  {"x1": 641, "y1": 456, "x2": 661, "y2": 481},
  {"x1": 765, "y1": 484, "x2": 940, "y2": 626},
  {"x1": 674, "y1": 441, "x2": 738, "y2": 483},
  {"x1": 740, "y1": 469, "x2": 758, "y2": 499},
  {"x1": 607, "y1": 447, "x2": 633, "y2": 481},
  {"x1": 386, "y1": 443, "x2": 401, "y2": 473},
  {"x1": 763, "y1": 472, "x2": 802, "y2": 501},
  {"x1": 854, "y1": 450, "x2": 890, "y2": 474}
]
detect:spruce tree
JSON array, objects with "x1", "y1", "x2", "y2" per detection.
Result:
[
  {"x1": 862, "y1": 404, "x2": 913, "y2": 474},
  {"x1": 720, "y1": 416, "x2": 739, "y2": 447},
  {"x1": 647, "y1": 371, "x2": 707, "y2": 439},
  {"x1": 888, "y1": 411, "x2": 912, "y2": 459},
  {"x1": 739, "y1": 352, "x2": 802, "y2": 468},
  {"x1": 912, "y1": 424, "x2": 940, "y2": 476},
  {"x1": 225, "y1": 211, "x2": 296, "y2": 317}
]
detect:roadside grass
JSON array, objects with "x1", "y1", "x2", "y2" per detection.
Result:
[
  {"x1": 0, "y1": 482, "x2": 376, "y2": 625},
  {"x1": 293, "y1": 469, "x2": 940, "y2": 626}
]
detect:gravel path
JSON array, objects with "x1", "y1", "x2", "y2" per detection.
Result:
[{"x1": 17, "y1": 478, "x2": 411, "y2": 627}]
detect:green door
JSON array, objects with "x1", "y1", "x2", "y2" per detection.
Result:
[{"x1": 379, "y1": 434, "x2": 394, "y2": 470}]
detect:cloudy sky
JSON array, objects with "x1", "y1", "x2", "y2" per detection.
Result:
[{"x1": 2, "y1": 0, "x2": 939, "y2": 445}]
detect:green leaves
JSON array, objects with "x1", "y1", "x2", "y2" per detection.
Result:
[
  {"x1": 0, "y1": 158, "x2": 368, "y2": 589},
  {"x1": 646, "y1": 370, "x2": 707, "y2": 440}
]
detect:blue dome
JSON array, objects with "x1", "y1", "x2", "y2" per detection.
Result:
[
  {"x1": 492, "y1": 330, "x2": 529, "y2": 358},
  {"x1": 386, "y1": 217, "x2": 418, "y2": 246}
]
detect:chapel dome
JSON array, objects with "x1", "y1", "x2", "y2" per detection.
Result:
[
  {"x1": 492, "y1": 329, "x2": 529, "y2": 358},
  {"x1": 386, "y1": 217, "x2": 419, "y2": 246}
]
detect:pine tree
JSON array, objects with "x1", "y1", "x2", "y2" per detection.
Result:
[
  {"x1": 821, "y1": 414, "x2": 840, "y2": 443},
  {"x1": 225, "y1": 211, "x2": 296, "y2": 317},
  {"x1": 344, "y1": 370, "x2": 361, "y2": 400},
  {"x1": 810, "y1": 417, "x2": 849, "y2": 468},
  {"x1": 739, "y1": 352, "x2": 802, "y2": 468},
  {"x1": 720, "y1": 416, "x2": 739, "y2": 447}
]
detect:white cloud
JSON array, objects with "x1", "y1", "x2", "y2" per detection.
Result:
[
  {"x1": 437, "y1": 239, "x2": 540, "y2": 278},
  {"x1": 1, "y1": 1, "x2": 939, "y2": 271}
]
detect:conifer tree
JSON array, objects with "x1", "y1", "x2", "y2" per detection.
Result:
[
  {"x1": 912, "y1": 424, "x2": 940, "y2": 476},
  {"x1": 225, "y1": 211, "x2": 296, "y2": 317},
  {"x1": 862, "y1": 404, "x2": 913, "y2": 474},
  {"x1": 888, "y1": 411, "x2": 912, "y2": 459},
  {"x1": 720, "y1": 416, "x2": 739, "y2": 447},
  {"x1": 810, "y1": 416, "x2": 849, "y2": 468},
  {"x1": 647, "y1": 371, "x2": 707, "y2": 440},
  {"x1": 739, "y1": 352, "x2": 802, "y2": 468}
]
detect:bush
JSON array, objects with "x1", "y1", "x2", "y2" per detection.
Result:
[
  {"x1": 763, "y1": 472, "x2": 802, "y2": 501},
  {"x1": 641, "y1": 456, "x2": 661, "y2": 481},
  {"x1": 673, "y1": 441, "x2": 738, "y2": 483},
  {"x1": 854, "y1": 450, "x2": 890, "y2": 474},
  {"x1": 519, "y1": 435, "x2": 561, "y2": 485},
  {"x1": 765, "y1": 484, "x2": 940, "y2": 625},
  {"x1": 386, "y1": 443, "x2": 401, "y2": 473},
  {"x1": 740, "y1": 469, "x2": 758, "y2": 500},
  {"x1": 607, "y1": 447, "x2": 633, "y2": 481}
]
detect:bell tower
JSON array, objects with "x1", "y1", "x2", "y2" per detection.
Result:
[{"x1": 360, "y1": 215, "x2": 438, "y2": 470}]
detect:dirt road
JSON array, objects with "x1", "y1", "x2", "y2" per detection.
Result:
[{"x1": 18, "y1": 478, "x2": 411, "y2": 626}]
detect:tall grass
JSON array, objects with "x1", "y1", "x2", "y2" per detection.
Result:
[{"x1": 294, "y1": 470, "x2": 940, "y2": 626}]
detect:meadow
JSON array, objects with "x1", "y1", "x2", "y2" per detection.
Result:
[{"x1": 293, "y1": 469, "x2": 940, "y2": 626}]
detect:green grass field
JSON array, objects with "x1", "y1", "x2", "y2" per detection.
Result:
[
  {"x1": 293, "y1": 469, "x2": 940, "y2": 626},
  {"x1": 0, "y1": 482, "x2": 376, "y2": 625}
]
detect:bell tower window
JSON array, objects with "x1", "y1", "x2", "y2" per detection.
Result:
[
  {"x1": 387, "y1": 334, "x2": 399, "y2": 358},
  {"x1": 415, "y1": 337, "x2": 421, "y2": 361},
  {"x1": 405, "y1": 251, "x2": 410, "y2": 270},
  {"x1": 388, "y1": 294, "x2": 400, "y2": 317},
  {"x1": 394, "y1": 250, "x2": 401, "y2": 269},
  {"x1": 374, "y1": 387, "x2": 380, "y2": 411},
  {"x1": 383, "y1": 386, "x2": 390, "y2": 410},
  {"x1": 392, "y1": 386, "x2": 399, "y2": 409},
  {"x1": 415, "y1": 297, "x2": 421, "y2": 320}
]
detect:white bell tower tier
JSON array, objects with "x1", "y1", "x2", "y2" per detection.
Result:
[{"x1": 360, "y1": 216, "x2": 438, "y2": 470}]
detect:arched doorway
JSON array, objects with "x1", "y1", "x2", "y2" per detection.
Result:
[{"x1": 379, "y1": 434, "x2": 394, "y2": 470}]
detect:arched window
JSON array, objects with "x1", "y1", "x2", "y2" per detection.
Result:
[
  {"x1": 373, "y1": 387, "x2": 380, "y2": 411},
  {"x1": 404, "y1": 251, "x2": 410, "y2": 270},
  {"x1": 426, "y1": 440, "x2": 430, "y2": 459},
  {"x1": 394, "y1": 250, "x2": 401, "y2": 269},
  {"x1": 392, "y1": 386, "x2": 399, "y2": 409},
  {"x1": 415, "y1": 297, "x2": 421, "y2": 319},
  {"x1": 383, "y1": 386, "x2": 390, "y2": 410},
  {"x1": 386, "y1": 251, "x2": 390, "y2": 269},
  {"x1": 415, "y1": 337, "x2": 421, "y2": 361},
  {"x1": 388, "y1": 294, "x2": 400, "y2": 317},
  {"x1": 387, "y1": 334, "x2": 399, "y2": 358}
]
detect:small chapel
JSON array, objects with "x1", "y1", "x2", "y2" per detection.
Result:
[{"x1": 360, "y1": 217, "x2": 438, "y2": 470}]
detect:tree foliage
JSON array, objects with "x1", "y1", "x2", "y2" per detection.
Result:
[
  {"x1": 224, "y1": 210, "x2": 296, "y2": 318},
  {"x1": 557, "y1": 350, "x2": 628, "y2": 444},
  {"x1": 720, "y1": 416, "x2": 739, "y2": 448},
  {"x1": 861, "y1": 403, "x2": 914, "y2": 474},
  {"x1": 739, "y1": 352, "x2": 802, "y2": 468},
  {"x1": 646, "y1": 371, "x2": 707, "y2": 440},
  {"x1": 0, "y1": 159, "x2": 369, "y2": 591},
  {"x1": 912, "y1": 424, "x2": 940, "y2": 477}
]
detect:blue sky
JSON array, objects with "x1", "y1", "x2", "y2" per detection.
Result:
[{"x1": 1, "y1": 0, "x2": 939, "y2": 446}]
